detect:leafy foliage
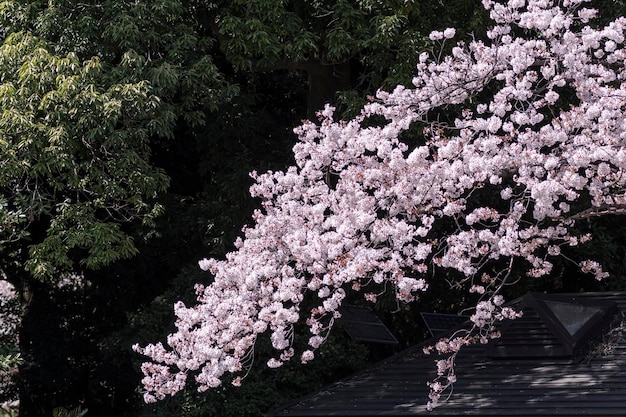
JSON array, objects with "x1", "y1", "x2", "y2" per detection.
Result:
[{"x1": 0, "y1": 31, "x2": 168, "y2": 279}]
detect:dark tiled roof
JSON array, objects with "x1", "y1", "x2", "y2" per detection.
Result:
[{"x1": 267, "y1": 292, "x2": 626, "y2": 416}]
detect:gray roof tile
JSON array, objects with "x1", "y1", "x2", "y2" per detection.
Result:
[{"x1": 267, "y1": 292, "x2": 626, "y2": 416}]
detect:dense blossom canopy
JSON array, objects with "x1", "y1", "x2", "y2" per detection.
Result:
[{"x1": 136, "y1": 0, "x2": 626, "y2": 407}]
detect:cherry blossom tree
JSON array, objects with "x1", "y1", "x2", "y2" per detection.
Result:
[{"x1": 136, "y1": 0, "x2": 626, "y2": 408}]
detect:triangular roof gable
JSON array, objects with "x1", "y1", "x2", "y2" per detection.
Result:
[
  {"x1": 487, "y1": 292, "x2": 618, "y2": 359},
  {"x1": 338, "y1": 304, "x2": 399, "y2": 344}
]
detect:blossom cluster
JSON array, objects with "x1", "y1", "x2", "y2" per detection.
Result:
[
  {"x1": 136, "y1": 0, "x2": 626, "y2": 406},
  {"x1": 422, "y1": 293, "x2": 522, "y2": 410},
  {"x1": 0, "y1": 280, "x2": 18, "y2": 342}
]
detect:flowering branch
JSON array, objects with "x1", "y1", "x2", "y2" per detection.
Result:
[{"x1": 135, "y1": 0, "x2": 626, "y2": 407}]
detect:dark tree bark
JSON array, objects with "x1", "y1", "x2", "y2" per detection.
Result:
[
  {"x1": 17, "y1": 276, "x2": 56, "y2": 417},
  {"x1": 305, "y1": 61, "x2": 352, "y2": 120},
  {"x1": 16, "y1": 275, "x2": 88, "y2": 417}
]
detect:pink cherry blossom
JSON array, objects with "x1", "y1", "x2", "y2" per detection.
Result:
[{"x1": 136, "y1": 0, "x2": 626, "y2": 407}]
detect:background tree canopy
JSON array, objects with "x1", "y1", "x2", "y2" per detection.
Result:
[{"x1": 0, "y1": 0, "x2": 625, "y2": 416}]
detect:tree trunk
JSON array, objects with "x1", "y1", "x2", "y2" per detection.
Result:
[
  {"x1": 16, "y1": 276, "x2": 76, "y2": 417},
  {"x1": 306, "y1": 61, "x2": 352, "y2": 120}
]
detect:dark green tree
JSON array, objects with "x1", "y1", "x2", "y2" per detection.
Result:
[
  {"x1": 207, "y1": 0, "x2": 486, "y2": 117},
  {"x1": 0, "y1": 31, "x2": 169, "y2": 416},
  {"x1": 0, "y1": 1, "x2": 237, "y2": 414},
  {"x1": 0, "y1": 0, "x2": 489, "y2": 415}
]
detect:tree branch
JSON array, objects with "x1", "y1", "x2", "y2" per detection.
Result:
[{"x1": 565, "y1": 204, "x2": 626, "y2": 221}]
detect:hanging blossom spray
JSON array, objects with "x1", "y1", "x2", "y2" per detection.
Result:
[{"x1": 135, "y1": 0, "x2": 626, "y2": 408}]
